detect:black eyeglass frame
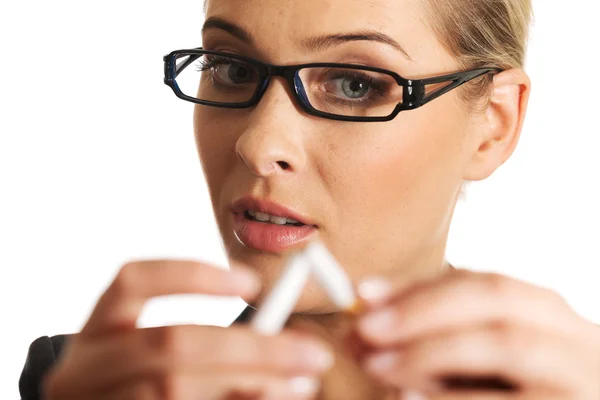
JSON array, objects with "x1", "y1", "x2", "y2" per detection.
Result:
[{"x1": 163, "y1": 47, "x2": 501, "y2": 123}]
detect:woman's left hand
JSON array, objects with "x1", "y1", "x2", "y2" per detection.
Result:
[{"x1": 354, "y1": 270, "x2": 600, "y2": 399}]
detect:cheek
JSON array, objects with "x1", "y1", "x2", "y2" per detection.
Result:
[
  {"x1": 193, "y1": 107, "x2": 238, "y2": 194},
  {"x1": 325, "y1": 98, "x2": 467, "y2": 248}
]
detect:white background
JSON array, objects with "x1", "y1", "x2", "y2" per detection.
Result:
[{"x1": 1, "y1": 1, "x2": 599, "y2": 397}]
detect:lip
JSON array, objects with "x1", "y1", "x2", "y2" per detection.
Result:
[
  {"x1": 231, "y1": 196, "x2": 316, "y2": 226},
  {"x1": 230, "y1": 196, "x2": 318, "y2": 253}
]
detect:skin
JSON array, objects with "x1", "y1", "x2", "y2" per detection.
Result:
[
  {"x1": 195, "y1": 0, "x2": 525, "y2": 312},
  {"x1": 45, "y1": 262, "x2": 333, "y2": 399},
  {"x1": 43, "y1": 0, "x2": 599, "y2": 399}
]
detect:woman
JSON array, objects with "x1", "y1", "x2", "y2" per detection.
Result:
[{"x1": 19, "y1": 0, "x2": 599, "y2": 399}]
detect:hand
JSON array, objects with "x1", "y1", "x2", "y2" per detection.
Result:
[
  {"x1": 44, "y1": 260, "x2": 334, "y2": 400},
  {"x1": 355, "y1": 270, "x2": 600, "y2": 399}
]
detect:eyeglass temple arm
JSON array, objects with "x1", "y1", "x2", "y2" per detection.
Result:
[
  {"x1": 172, "y1": 54, "x2": 202, "y2": 79},
  {"x1": 415, "y1": 68, "x2": 501, "y2": 107}
]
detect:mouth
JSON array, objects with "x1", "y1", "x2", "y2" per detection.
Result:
[
  {"x1": 230, "y1": 196, "x2": 318, "y2": 253},
  {"x1": 244, "y1": 210, "x2": 306, "y2": 227}
]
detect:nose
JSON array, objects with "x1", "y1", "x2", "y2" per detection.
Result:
[{"x1": 235, "y1": 78, "x2": 308, "y2": 177}]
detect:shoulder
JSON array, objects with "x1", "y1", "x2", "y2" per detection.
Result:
[{"x1": 19, "y1": 334, "x2": 72, "y2": 400}]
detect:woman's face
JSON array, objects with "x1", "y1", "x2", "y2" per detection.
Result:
[{"x1": 195, "y1": 0, "x2": 492, "y2": 312}]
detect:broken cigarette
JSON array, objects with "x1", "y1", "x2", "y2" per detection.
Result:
[
  {"x1": 250, "y1": 252, "x2": 311, "y2": 335},
  {"x1": 250, "y1": 240, "x2": 361, "y2": 335}
]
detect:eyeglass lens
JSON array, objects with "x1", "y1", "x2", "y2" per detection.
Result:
[{"x1": 174, "y1": 52, "x2": 405, "y2": 117}]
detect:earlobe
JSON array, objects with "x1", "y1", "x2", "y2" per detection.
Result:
[{"x1": 463, "y1": 68, "x2": 531, "y2": 181}]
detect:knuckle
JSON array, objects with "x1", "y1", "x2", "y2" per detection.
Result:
[
  {"x1": 148, "y1": 325, "x2": 188, "y2": 366},
  {"x1": 157, "y1": 373, "x2": 185, "y2": 400},
  {"x1": 489, "y1": 322, "x2": 524, "y2": 372},
  {"x1": 491, "y1": 321, "x2": 524, "y2": 356},
  {"x1": 113, "y1": 262, "x2": 142, "y2": 296},
  {"x1": 481, "y1": 273, "x2": 514, "y2": 300}
]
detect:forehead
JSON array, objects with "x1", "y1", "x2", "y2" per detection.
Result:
[{"x1": 205, "y1": 0, "x2": 456, "y2": 72}]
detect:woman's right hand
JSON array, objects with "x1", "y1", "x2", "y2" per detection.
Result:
[{"x1": 43, "y1": 260, "x2": 334, "y2": 400}]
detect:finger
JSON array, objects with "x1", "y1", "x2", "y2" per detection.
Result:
[
  {"x1": 357, "y1": 271, "x2": 578, "y2": 346},
  {"x1": 363, "y1": 324, "x2": 588, "y2": 393},
  {"x1": 401, "y1": 388, "x2": 520, "y2": 400},
  {"x1": 47, "y1": 326, "x2": 333, "y2": 393},
  {"x1": 45, "y1": 374, "x2": 159, "y2": 400},
  {"x1": 423, "y1": 391, "x2": 553, "y2": 400},
  {"x1": 81, "y1": 260, "x2": 260, "y2": 337},
  {"x1": 358, "y1": 269, "x2": 468, "y2": 309},
  {"x1": 422, "y1": 387, "x2": 565, "y2": 400},
  {"x1": 357, "y1": 276, "x2": 402, "y2": 308},
  {"x1": 89, "y1": 380, "x2": 159, "y2": 400},
  {"x1": 157, "y1": 371, "x2": 320, "y2": 400}
]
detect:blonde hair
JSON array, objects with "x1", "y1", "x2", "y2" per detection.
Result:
[{"x1": 425, "y1": 0, "x2": 533, "y2": 104}]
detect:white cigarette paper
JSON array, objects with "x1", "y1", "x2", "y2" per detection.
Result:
[
  {"x1": 250, "y1": 240, "x2": 357, "y2": 335},
  {"x1": 303, "y1": 241, "x2": 357, "y2": 310},
  {"x1": 250, "y1": 252, "x2": 311, "y2": 335}
]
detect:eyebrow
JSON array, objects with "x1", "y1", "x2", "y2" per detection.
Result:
[
  {"x1": 302, "y1": 31, "x2": 412, "y2": 60},
  {"x1": 202, "y1": 17, "x2": 412, "y2": 60},
  {"x1": 202, "y1": 17, "x2": 255, "y2": 45}
]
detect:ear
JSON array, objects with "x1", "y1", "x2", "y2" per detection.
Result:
[{"x1": 463, "y1": 69, "x2": 531, "y2": 181}]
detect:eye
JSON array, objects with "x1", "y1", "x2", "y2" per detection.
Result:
[
  {"x1": 197, "y1": 56, "x2": 257, "y2": 85},
  {"x1": 340, "y1": 77, "x2": 371, "y2": 98},
  {"x1": 323, "y1": 72, "x2": 375, "y2": 100},
  {"x1": 218, "y1": 63, "x2": 254, "y2": 84}
]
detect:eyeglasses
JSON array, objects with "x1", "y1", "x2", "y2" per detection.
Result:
[{"x1": 163, "y1": 48, "x2": 501, "y2": 123}]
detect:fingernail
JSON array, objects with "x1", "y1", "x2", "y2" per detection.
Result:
[
  {"x1": 358, "y1": 277, "x2": 393, "y2": 304},
  {"x1": 287, "y1": 376, "x2": 320, "y2": 396},
  {"x1": 365, "y1": 351, "x2": 400, "y2": 373},
  {"x1": 295, "y1": 340, "x2": 335, "y2": 371},
  {"x1": 312, "y1": 349, "x2": 335, "y2": 371},
  {"x1": 229, "y1": 267, "x2": 261, "y2": 295},
  {"x1": 404, "y1": 389, "x2": 428, "y2": 400},
  {"x1": 358, "y1": 308, "x2": 396, "y2": 336}
]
